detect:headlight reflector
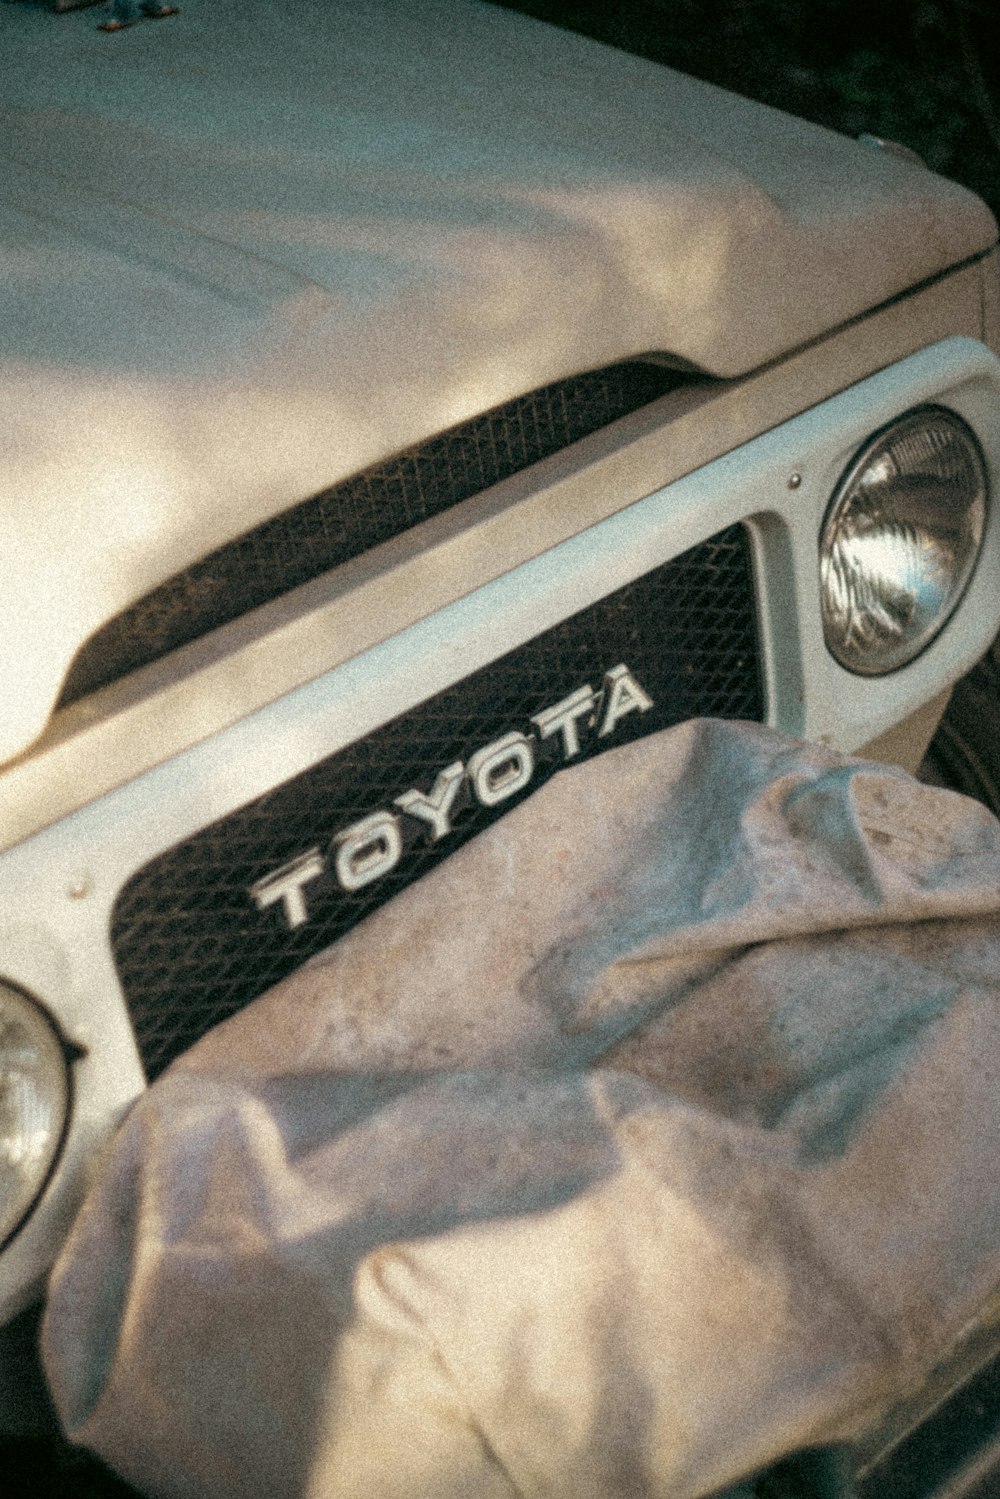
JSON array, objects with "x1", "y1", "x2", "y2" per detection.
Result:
[
  {"x1": 820, "y1": 407, "x2": 987, "y2": 674},
  {"x1": 0, "y1": 983, "x2": 70, "y2": 1246}
]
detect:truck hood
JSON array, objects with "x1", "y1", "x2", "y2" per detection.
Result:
[{"x1": 1, "y1": 0, "x2": 996, "y2": 763}]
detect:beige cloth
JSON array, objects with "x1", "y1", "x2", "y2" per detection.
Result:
[{"x1": 42, "y1": 721, "x2": 1000, "y2": 1498}]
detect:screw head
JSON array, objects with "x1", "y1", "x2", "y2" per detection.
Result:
[{"x1": 788, "y1": 472, "x2": 802, "y2": 490}]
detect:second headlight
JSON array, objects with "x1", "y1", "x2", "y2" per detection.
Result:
[
  {"x1": 820, "y1": 406, "x2": 987, "y2": 675},
  {"x1": 0, "y1": 983, "x2": 70, "y2": 1248}
]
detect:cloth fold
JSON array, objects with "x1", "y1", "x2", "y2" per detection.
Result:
[{"x1": 42, "y1": 720, "x2": 1000, "y2": 1498}]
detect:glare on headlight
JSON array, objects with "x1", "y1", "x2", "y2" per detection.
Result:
[
  {"x1": 0, "y1": 983, "x2": 70, "y2": 1246},
  {"x1": 819, "y1": 407, "x2": 987, "y2": 675}
]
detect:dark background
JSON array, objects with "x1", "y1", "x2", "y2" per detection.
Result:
[
  {"x1": 5, "y1": 1, "x2": 998, "y2": 1494},
  {"x1": 491, "y1": 0, "x2": 1000, "y2": 219}
]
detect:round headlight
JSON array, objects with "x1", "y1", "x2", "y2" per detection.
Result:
[
  {"x1": 819, "y1": 406, "x2": 987, "y2": 675},
  {"x1": 0, "y1": 983, "x2": 70, "y2": 1246}
]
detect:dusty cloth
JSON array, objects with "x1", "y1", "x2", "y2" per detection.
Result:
[{"x1": 42, "y1": 720, "x2": 1000, "y2": 1498}]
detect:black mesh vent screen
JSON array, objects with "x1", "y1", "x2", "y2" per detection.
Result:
[
  {"x1": 112, "y1": 524, "x2": 762, "y2": 1078},
  {"x1": 59, "y1": 361, "x2": 687, "y2": 707}
]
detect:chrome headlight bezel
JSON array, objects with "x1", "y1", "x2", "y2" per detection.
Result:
[{"x1": 819, "y1": 405, "x2": 988, "y2": 677}]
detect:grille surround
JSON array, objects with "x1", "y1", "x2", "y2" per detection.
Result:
[{"x1": 111, "y1": 524, "x2": 763, "y2": 1078}]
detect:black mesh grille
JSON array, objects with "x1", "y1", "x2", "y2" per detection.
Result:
[
  {"x1": 58, "y1": 362, "x2": 688, "y2": 707},
  {"x1": 112, "y1": 524, "x2": 763, "y2": 1079}
]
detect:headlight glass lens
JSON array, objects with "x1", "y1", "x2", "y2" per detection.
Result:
[
  {"x1": 0, "y1": 983, "x2": 69, "y2": 1245},
  {"x1": 820, "y1": 407, "x2": 987, "y2": 675}
]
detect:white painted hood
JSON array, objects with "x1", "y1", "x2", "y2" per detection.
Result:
[{"x1": 1, "y1": 0, "x2": 996, "y2": 762}]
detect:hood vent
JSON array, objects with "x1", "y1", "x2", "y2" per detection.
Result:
[{"x1": 57, "y1": 361, "x2": 692, "y2": 710}]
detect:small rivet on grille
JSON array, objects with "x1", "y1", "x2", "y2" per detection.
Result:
[
  {"x1": 68, "y1": 876, "x2": 92, "y2": 900},
  {"x1": 787, "y1": 472, "x2": 802, "y2": 490}
]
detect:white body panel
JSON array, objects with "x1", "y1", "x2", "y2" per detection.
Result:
[{"x1": 3, "y1": 335, "x2": 999, "y2": 1323}]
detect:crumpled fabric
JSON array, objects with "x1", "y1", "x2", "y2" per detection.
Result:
[{"x1": 42, "y1": 719, "x2": 1000, "y2": 1499}]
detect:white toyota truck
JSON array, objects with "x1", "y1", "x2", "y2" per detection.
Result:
[{"x1": 2, "y1": 1, "x2": 999, "y2": 1491}]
